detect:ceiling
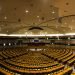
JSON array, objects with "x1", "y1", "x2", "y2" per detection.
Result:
[{"x1": 0, "y1": 0, "x2": 75, "y2": 35}]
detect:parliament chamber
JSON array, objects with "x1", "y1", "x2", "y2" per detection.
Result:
[
  {"x1": 0, "y1": 36, "x2": 75, "y2": 75},
  {"x1": 0, "y1": 0, "x2": 75, "y2": 75}
]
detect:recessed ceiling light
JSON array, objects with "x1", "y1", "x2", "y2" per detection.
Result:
[
  {"x1": 52, "y1": 11, "x2": 55, "y2": 14},
  {"x1": 37, "y1": 16, "x2": 40, "y2": 18},
  {"x1": 25, "y1": 10, "x2": 29, "y2": 13},
  {"x1": 4, "y1": 16, "x2": 7, "y2": 20}
]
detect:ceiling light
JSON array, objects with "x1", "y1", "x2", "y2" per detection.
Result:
[
  {"x1": 52, "y1": 11, "x2": 55, "y2": 14},
  {"x1": 4, "y1": 16, "x2": 7, "y2": 20},
  {"x1": 37, "y1": 16, "x2": 40, "y2": 18},
  {"x1": 25, "y1": 10, "x2": 29, "y2": 13}
]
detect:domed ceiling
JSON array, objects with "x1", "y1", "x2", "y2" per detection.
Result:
[{"x1": 0, "y1": 0, "x2": 75, "y2": 35}]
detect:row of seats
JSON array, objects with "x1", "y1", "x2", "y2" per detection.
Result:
[
  {"x1": 0, "y1": 47, "x2": 28, "y2": 59},
  {"x1": 0, "y1": 46, "x2": 74, "y2": 75},
  {"x1": 42, "y1": 47, "x2": 75, "y2": 65}
]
